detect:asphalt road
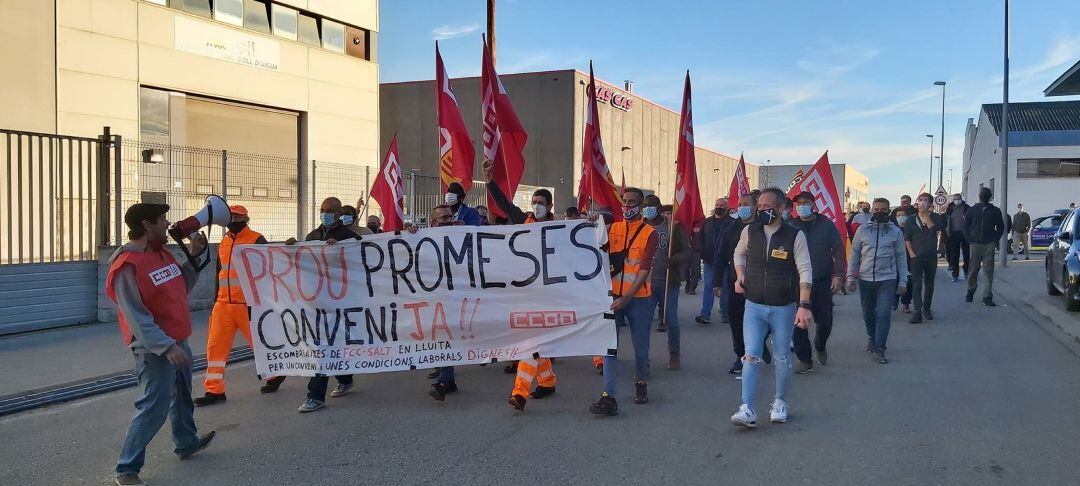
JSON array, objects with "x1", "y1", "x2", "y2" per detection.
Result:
[{"x1": 3, "y1": 263, "x2": 1080, "y2": 485}]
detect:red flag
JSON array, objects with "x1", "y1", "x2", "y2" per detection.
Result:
[
  {"x1": 371, "y1": 134, "x2": 406, "y2": 231},
  {"x1": 436, "y1": 42, "x2": 475, "y2": 192},
  {"x1": 578, "y1": 63, "x2": 623, "y2": 221},
  {"x1": 673, "y1": 71, "x2": 704, "y2": 234},
  {"x1": 727, "y1": 154, "x2": 750, "y2": 207},
  {"x1": 481, "y1": 36, "x2": 528, "y2": 219},
  {"x1": 785, "y1": 151, "x2": 849, "y2": 242}
]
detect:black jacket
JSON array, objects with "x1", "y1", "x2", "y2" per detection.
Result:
[
  {"x1": 697, "y1": 215, "x2": 732, "y2": 264},
  {"x1": 712, "y1": 218, "x2": 751, "y2": 289},
  {"x1": 305, "y1": 224, "x2": 362, "y2": 242},
  {"x1": 964, "y1": 203, "x2": 1005, "y2": 245}
]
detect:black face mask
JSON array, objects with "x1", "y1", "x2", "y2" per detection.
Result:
[
  {"x1": 760, "y1": 208, "x2": 777, "y2": 225},
  {"x1": 871, "y1": 212, "x2": 889, "y2": 224},
  {"x1": 861, "y1": 207, "x2": 870, "y2": 213},
  {"x1": 367, "y1": 224, "x2": 380, "y2": 232},
  {"x1": 227, "y1": 222, "x2": 247, "y2": 234}
]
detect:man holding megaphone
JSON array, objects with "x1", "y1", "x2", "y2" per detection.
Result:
[
  {"x1": 193, "y1": 204, "x2": 286, "y2": 407},
  {"x1": 106, "y1": 202, "x2": 216, "y2": 486}
]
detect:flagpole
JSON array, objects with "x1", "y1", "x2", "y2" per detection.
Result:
[{"x1": 662, "y1": 159, "x2": 677, "y2": 329}]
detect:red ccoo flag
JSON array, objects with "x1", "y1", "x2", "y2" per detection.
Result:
[
  {"x1": 481, "y1": 36, "x2": 528, "y2": 219},
  {"x1": 785, "y1": 151, "x2": 849, "y2": 242},
  {"x1": 371, "y1": 134, "x2": 406, "y2": 231},
  {"x1": 673, "y1": 71, "x2": 704, "y2": 234},
  {"x1": 436, "y1": 42, "x2": 475, "y2": 192},
  {"x1": 727, "y1": 153, "x2": 750, "y2": 207},
  {"x1": 578, "y1": 63, "x2": 623, "y2": 221}
]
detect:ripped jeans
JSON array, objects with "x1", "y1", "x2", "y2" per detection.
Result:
[{"x1": 741, "y1": 301, "x2": 796, "y2": 410}]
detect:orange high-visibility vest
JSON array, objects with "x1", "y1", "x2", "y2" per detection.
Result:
[
  {"x1": 608, "y1": 219, "x2": 654, "y2": 298},
  {"x1": 217, "y1": 227, "x2": 263, "y2": 304}
]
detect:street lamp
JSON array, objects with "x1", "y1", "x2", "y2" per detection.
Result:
[
  {"x1": 925, "y1": 134, "x2": 935, "y2": 192},
  {"x1": 934, "y1": 80, "x2": 947, "y2": 190},
  {"x1": 947, "y1": 168, "x2": 954, "y2": 193}
]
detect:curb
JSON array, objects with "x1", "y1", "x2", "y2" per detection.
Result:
[{"x1": 996, "y1": 270, "x2": 1080, "y2": 352}]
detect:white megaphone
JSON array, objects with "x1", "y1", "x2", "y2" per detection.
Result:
[{"x1": 168, "y1": 194, "x2": 232, "y2": 271}]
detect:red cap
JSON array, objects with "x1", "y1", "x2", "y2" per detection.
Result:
[{"x1": 229, "y1": 205, "x2": 248, "y2": 217}]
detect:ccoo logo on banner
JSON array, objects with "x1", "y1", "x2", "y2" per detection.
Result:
[{"x1": 233, "y1": 221, "x2": 616, "y2": 376}]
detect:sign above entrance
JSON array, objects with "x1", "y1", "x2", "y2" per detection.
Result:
[
  {"x1": 175, "y1": 17, "x2": 281, "y2": 71},
  {"x1": 594, "y1": 86, "x2": 634, "y2": 111}
]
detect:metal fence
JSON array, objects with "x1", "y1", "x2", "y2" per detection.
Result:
[
  {"x1": 120, "y1": 140, "x2": 301, "y2": 243},
  {"x1": 0, "y1": 129, "x2": 117, "y2": 264}
]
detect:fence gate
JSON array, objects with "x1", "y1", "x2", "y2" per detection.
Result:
[{"x1": 0, "y1": 128, "x2": 117, "y2": 335}]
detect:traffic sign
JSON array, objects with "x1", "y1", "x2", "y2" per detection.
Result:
[{"x1": 934, "y1": 186, "x2": 948, "y2": 211}]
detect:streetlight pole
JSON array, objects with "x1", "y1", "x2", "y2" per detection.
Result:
[
  {"x1": 934, "y1": 81, "x2": 947, "y2": 190},
  {"x1": 1000, "y1": 0, "x2": 1011, "y2": 268},
  {"x1": 926, "y1": 134, "x2": 934, "y2": 191}
]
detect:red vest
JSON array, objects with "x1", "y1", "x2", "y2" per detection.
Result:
[{"x1": 106, "y1": 249, "x2": 193, "y2": 345}]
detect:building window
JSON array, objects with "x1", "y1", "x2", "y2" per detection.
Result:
[
  {"x1": 297, "y1": 13, "x2": 320, "y2": 47},
  {"x1": 177, "y1": 0, "x2": 212, "y2": 18},
  {"x1": 1017, "y1": 158, "x2": 1080, "y2": 178},
  {"x1": 213, "y1": 0, "x2": 243, "y2": 26},
  {"x1": 243, "y1": 0, "x2": 271, "y2": 34},
  {"x1": 271, "y1": 4, "x2": 298, "y2": 41},
  {"x1": 321, "y1": 19, "x2": 345, "y2": 53},
  {"x1": 139, "y1": 87, "x2": 170, "y2": 144}
]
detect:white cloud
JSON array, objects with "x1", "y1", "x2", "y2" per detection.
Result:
[
  {"x1": 431, "y1": 23, "x2": 479, "y2": 41},
  {"x1": 796, "y1": 42, "x2": 880, "y2": 77}
]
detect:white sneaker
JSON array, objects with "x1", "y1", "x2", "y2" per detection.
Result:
[
  {"x1": 730, "y1": 404, "x2": 757, "y2": 428},
  {"x1": 770, "y1": 399, "x2": 788, "y2": 423}
]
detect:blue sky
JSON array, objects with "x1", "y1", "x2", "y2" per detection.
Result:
[{"x1": 379, "y1": 0, "x2": 1080, "y2": 203}]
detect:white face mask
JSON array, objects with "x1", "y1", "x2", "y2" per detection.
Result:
[
  {"x1": 445, "y1": 193, "x2": 459, "y2": 205},
  {"x1": 533, "y1": 204, "x2": 549, "y2": 219}
]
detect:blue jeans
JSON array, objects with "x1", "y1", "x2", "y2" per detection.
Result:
[
  {"x1": 651, "y1": 284, "x2": 681, "y2": 353},
  {"x1": 700, "y1": 262, "x2": 729, "y2": 319},
  {"x1": 603, "y1": 296, "x2": 652, "y2": 396},
  {"x1": 741, "y1": 302, "x2": 796, "y2": 410},
  {"x1": 116, "y1": 341, "x2": 199, "y2": 475},
  {"x1": 859, "y1": 279, "x2": 898, "y2": 351}
]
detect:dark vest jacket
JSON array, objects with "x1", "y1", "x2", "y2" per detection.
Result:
[
  {"x1": 793, "y1": 216, "x2": 838, "y2": 282},
  {"x1": 744, "y1": 223, "x2": 800, "y2": 306}
]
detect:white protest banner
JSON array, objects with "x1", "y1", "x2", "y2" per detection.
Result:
[{"x1": 234, "y1": 220, "x2": 615, "y2": 376}]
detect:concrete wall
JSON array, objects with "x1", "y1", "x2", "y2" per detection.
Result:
[
  {"x1": 96, "y1": 244, "x2": 218, "y2": 322},
  {"x1": 380, "y1": 69, "x2": 758, "y2": 212},
  {"x1": 0, "y1": 0, "x2": 57, "y2": 133},
  {"x1": 6, "y1": 0, "x2": 379, "y2": 170},
  {"x1": 965, "y1": 109, "x2": 1080, "y2": 219}
]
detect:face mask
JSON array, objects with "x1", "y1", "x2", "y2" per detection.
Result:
[
  {"x1": 226, "y1": 221, "x2": 247, "y2": 234},
  {"x1": 321, "y1": 212, "x2": 337, "y2": 227},
  {"x1": 760, "y1": 208, "x2": 777, "y2": 225},
  {"x1": 445, "y1": 193, "x2": 459, "y2": 205},
  {"x1": 533, "y1": 204, "x2": 549, "y2": 219},
  {"x1": 896, "y1": 215, "x2": 908, "y2": 227},
  {"x1": 642, "y1": 206, "x2": 658, "y2": 220},
  {"x1": 872, "y1": 212, "x2": 890, "y2": 224},
  {"x1": 861, "y1": 207, "x2": 870, "y2": 213},
  {"x1": 796, "y1": 204, "x2": 813, "y2": 218},
  {"x1": 737, "y1": 205, "x2": 753, "y2": 221},
  {"x1": 623, "y1": 205, "x2": 641, "y2": 220},
  {"x1": 714, "y1": 207, "x2": 725, "y2": 216},
  {"x1": 729, "y1": 210, "x2": 739, "y2": 219},
  {"x1": 341, "y1": 215, "x2": 355, "y2": 226},
  {"x1": 781, "y1": 210, "x2": 791, "y2": 222},
  {"x1": 954, "y1": 198, "x2": 963, "y2": 205},
  {"x1": 367, "y1": 224, "x2": 380, "y2": 232}
]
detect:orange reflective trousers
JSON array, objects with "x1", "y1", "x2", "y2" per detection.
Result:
[
  {"x1": 203, "y1": 302, "x2": 253, "y2": 394},
  {"x1": 512, "y1": 358, "x2": 556, "y2": 397}
]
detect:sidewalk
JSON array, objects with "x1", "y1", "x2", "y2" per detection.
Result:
[
  {"x1": 0, "y1": 309, "x2": 249, "y2": 398},
  {"x1": 994, "y1": 254, "x2": 1080, "y2": 349}
]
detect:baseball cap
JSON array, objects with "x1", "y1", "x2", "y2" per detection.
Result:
[
  {"x1": 229, "y1": 205, "x2": 249, "y2": 217},
  {"x1": 124, "y1": 203, "x2": 170, "y2": 232}
]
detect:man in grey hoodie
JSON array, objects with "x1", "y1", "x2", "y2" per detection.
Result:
[{"x1": 847, "y1": 198, "x2": 908, "y2": 364}]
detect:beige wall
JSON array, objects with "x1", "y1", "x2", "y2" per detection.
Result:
[
  {"x1": 5, "y1": 0, "x2": 378, "y2": 169},
  {"x1": 380, "y1": 69, "x2": 757, "y2": 211},
  {"x1": 0, "y1": 1, "x2": 57, "y2": 133}
]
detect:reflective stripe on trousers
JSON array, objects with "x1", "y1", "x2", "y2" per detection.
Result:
[{"x1": 512, "y1": 358, "x2": 556, "y2": 397}]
